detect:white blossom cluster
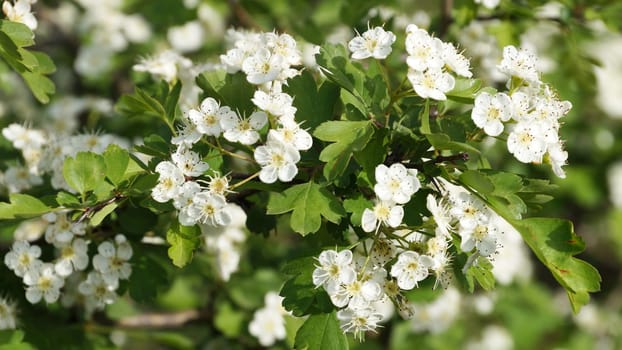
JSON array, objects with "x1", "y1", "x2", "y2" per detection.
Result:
[
  {"x1": 220, "y1": 29, "x2": 303, "y2": 88},
  {"x1": 0, "y1": 296, "x2": 17, "y2": 330},
  {"x1": 248, "y1": 291, "x2": 288, "y2": 347},
  {"x1": 3, "y1": 228, "x2": 132, "y2": 315},
  {"x1": 471, "y1": 45, "x2": 572, "y2": 178},
  {"x1": 51, "y1": 0, "x2": 152, "y2": 78},
  {"x1": 1, "y1": 122, "x2": 128, "y2": 194},
  {"x1": 405, "y1": 24, "x2": 472, "y2": 100},
  {"x1": 2, "y1": 0, "x2": 37, "y2": 31},
  {"x1": 310, "y1": 163, "x2": 522, "y2": 339}
]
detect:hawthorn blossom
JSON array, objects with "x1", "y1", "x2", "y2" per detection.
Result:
[
  {"x1": 337, "y1": 307, "x2": 383, "y2": 341},
  {"x1": 390, "y1": 251, "x2": 434, "y2": 290},
  {"x1": 506, "y1": 121, "x2": 547, "y2": 163},
  {"x1": 374, "y1": 163, "x2": 420, "y2": 204},
  {"x1": 267, "y1": 119, "x2": 313, "y2": 151},
  {"x1": 92, "y1": 235, "x2": 133, "y2": 288},
  {"x1": 152, "y1": 161, "x2": 185, "y2": 203},
  {"x1": 312, "y1": 249, "x2": 356, "y2": 291},
  {"x1": 460, "y1": 219, "x2": 499, "y2": 257},
  {"x1": 248, "y1": 291, "x2": 287, "y2": 347},
  {"x1": 405, "y1": 25, "x2": 443, "y2": 71},
  {"x1": 251, "y1": 89, "x2": 296, "y2": 117},
  {"x1": 254, "y1": 138, "x2": 300, "y2": 184},
  {"x1": 222, "y1": 111, "x2": 268, "y2": 145},
  {"x1": 426, "y1": 194, "x2": 453, "y2": 238},
  {"x1": 188, "y1": 192, "x2": 231, "y2": 227},
  {"x1": 498, "y1": 45, "x2": 540, "y2": 83},
  {"x1": 471, "y1": 92, "x2": 513, "y2": 136},
  {"x1": 348, "y1": 26, "x2": 396, "y2": 60},
  {"x1": 0, "y1": 297, "x2": 17, "y2": 330},
  {"x1": 361, "y1": 201, "x2": 404, "y2": 232},
  {"x1": 242, "y1": 48, "x2": 284, "y2": 85},
  {"x1": 2, "y1": 0, "x2": 37, "y2": 30},
  {"x1": 23, "y1": 263, "x2": 65, "y2": 304},
  {"x1": 188, "y1": 97, "x2": 237, "y2": 136},
  {"x1": 174, "y1": 181, "x2": 202, "y2": 226},
  {"x1": 4, "y1": 240, "x2": 41, "y2": 277},
  {"x1": 54, "y1": 238, "x2": 89, "y2": 277},
  {"x1": 171, "y1": 145, "x2": 209, "y2": 177},
  {"x1": 407, "y1": 68, "x2": 455, "y2": 101},
  {"x1": 78, "y1": 271, "x2": 118, "y2": 313}
]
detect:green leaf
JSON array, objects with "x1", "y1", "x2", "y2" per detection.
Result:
[
  {"x1": 135, "y1": 134, "x2": 170, "y2": 158},
  {"x1": 459, "y1": 170, "x2": 494, "y2": 195},
  {"x1": 90, "y1": 202, "x2": 118, "y2": 226},
  {"x1": 280, "y1": 257, "x2": 333, "y2": 317},
  {"x1": 446, "y1": 77, "x2": 483, "y2": 103},
  {"x1": 267, "y1": 181, "x2": 345, "y2": 235},
  {"x1": 214, "y1": 302, "x2": 244, "y2": 338},
  {"x1": 63, "y1": 152, "x2": 106, "y2": 197},
  {"x1": 425, "y1": 133, "x2": 481, "y2": 156},
  {"x1": 103, "y1": 144, "x2": 130, "y2": 186},
  {"x1": 166, "y1": 221, "x2": 201, "y2": 268},
  {"x1": 0, "y1": 20, "x2": 34, "y2": 47},
  {"x1": 465, "y1": 256, "x2": 495, "y2": 292},
  {"x1": 164, "y1": 81, "x2": 182, "y2": 124},
  {"x1": 343, "y1": 194, "x2": 372, "y2": 227},
  {"x1": 196, "y1": 70, "x2": 255, "y2": 114},
  {"x1": 0, "y1": 193, "x2": 52, "y2": 219},
  {"x1": 284, "y1": 71, "x2": 340, "y2": 130},
  {"x1": 314, "y1": 120, "x2": 374, "y2": 181},
  {"x1": 0, "y1": 330, "x2": 36, "y2": 350},
  {"x1": 55, "y1": 191, "x2": 81, "y2": 208},
  {"x1": 129, "y1": 249, "x2": 170, "y2": 303},
  {"x1": 294, "y1": 312, "x2": 348, "y2": 350},
  {"x1": 21, "y1": 68, "x2": 55, "y2": 104},
  {"x1": 504, "y1": 218, "x2": 601, "y2": 313}
]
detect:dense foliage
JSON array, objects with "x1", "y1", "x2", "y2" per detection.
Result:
[{"x1": 0, "y1": 1, "x2": 620, "y2": 349}]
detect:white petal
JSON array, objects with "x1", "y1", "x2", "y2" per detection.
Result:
[{"x1": 361, "y1": 209, "x2": 377, "y2": 232}]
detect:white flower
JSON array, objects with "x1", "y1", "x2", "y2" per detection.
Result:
[
  {"x1": 174, "y1": 181, "x2": 202, "y2": 226},
  {"x1": 506, "y1": 121, "x2": 547, "y2": 163},
  {"x1": 248, "y1": 306, "x2": 286, "y2": 347},
  {"x1": 222, "y1": 111, "x2": 267, "y2": 145},
  {"x1": 205, "y1": 173, "x2": 230, "y2": 196},
  {"x1": 251, "y1": 90, "x2": 296, "y2": 117},
  {"x1": 390, "y1": 251, "x2": 434, "y2": 290},
  {"x1": 254, "y1": 138, "x2": 300, "y2": 183},
  {"x1": 133, "y1": 50, "x2": 184, "y2": 83},
  {"x1": 408, "y1": 68, "x2": 455, "y2": 101},
  {"x1": 267, "y1": 119, "x2": 312, "y2": 151},
  {"x1": 92, "y1": 235, "x2": 133, "y2": 288},
  {"x1": 348, "y1": 26, "x2": 396, "y2": 60},
  {"x1": 474, "y1": 0, "x2": 501, "y2": 9},
  {"x1": 426, "y1": 194, "x2": 453, "y2": 238},
  {"x1": 271, "y1": 33, "x2": 302, "y2": 66},
  {"x1": 546, "y1": 141, "x2": 568, "y2": 178},
  {"x1": 440, "y1": 41, "x2": 472, "y2": 78},
  {"x1": 151, "y1": 161, "x2": 185, "y2": 203},
  {"x1": 171, "y1": 117, "x2": 202, "y2": 145},
  {"x1": 2, "y1": 164, "x2": 42, "y2": 193},
  {"x1": 336, "y1": 306, "x2": 383, "y2": 341},
  {"x1": 0, "y1": 297, "x2": 17, "y2": 330},
  {"x1": 54, "y1": 238, "x2": 89, "y2": 277},
  {"x1": 361, "y1": 201, "x2": 404, "y2": 232},
  {"x1": 498, "y1": 45, "x2": 540, "y2": 83},
  {"x1": 242, "y1": 48, "x2": 284, "y2": 85},
  {"x1": 4, "y1": 240, "x2": 41, "y2": 277},
  {"x1": 23, "y1": 263, "x2": 65, "y2": 304},
  {"x1": 329, "y1": 277, "x2": 384, "y2": 310},
  {"x1": 43, "y1": 212, "x2": 86, "y2": 247},
  {"x1": 167, "y1": 20, "x2": 205, "y2": 53},
  {"x1": 460, "y1": 219, "x2": 498, "y2": 257},
  {"x1": 171, "y1": 145, "x2": 209, "y2": 177},
  {"x1": 374, "y1": 163, "x2": 420, "y2": 204},
  {"x1": 2, "y1": 123, "x2": 46, "y2": 150},
  {"x1": 2, "y1": 0, "x2": 37, "y2": 30},
  {"x1": 471, "y1": 92, "x2": 513, "y2": 136},
  {"x1": 188, "y1": 97, "x2": 237, "y2": 136},
  {"x1": 405, "y1": 25, "x2": 443, "y2": 71},
  {"x1": 449, "y1": 191, "x2": 487, "y2": 231},
  {"x1": 188, "y1": 192, "x2": 231, "y2": 226},
  {"x1": 78, "y1": 271, "x2": 118, "y2": 312},
  {"x1": 312, "y1": 249, "x2": 356, "y2": 291}
]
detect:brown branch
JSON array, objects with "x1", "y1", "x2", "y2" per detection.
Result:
[{"x1": 116, "y1": 310, "x2": 203, "y2": 328}]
